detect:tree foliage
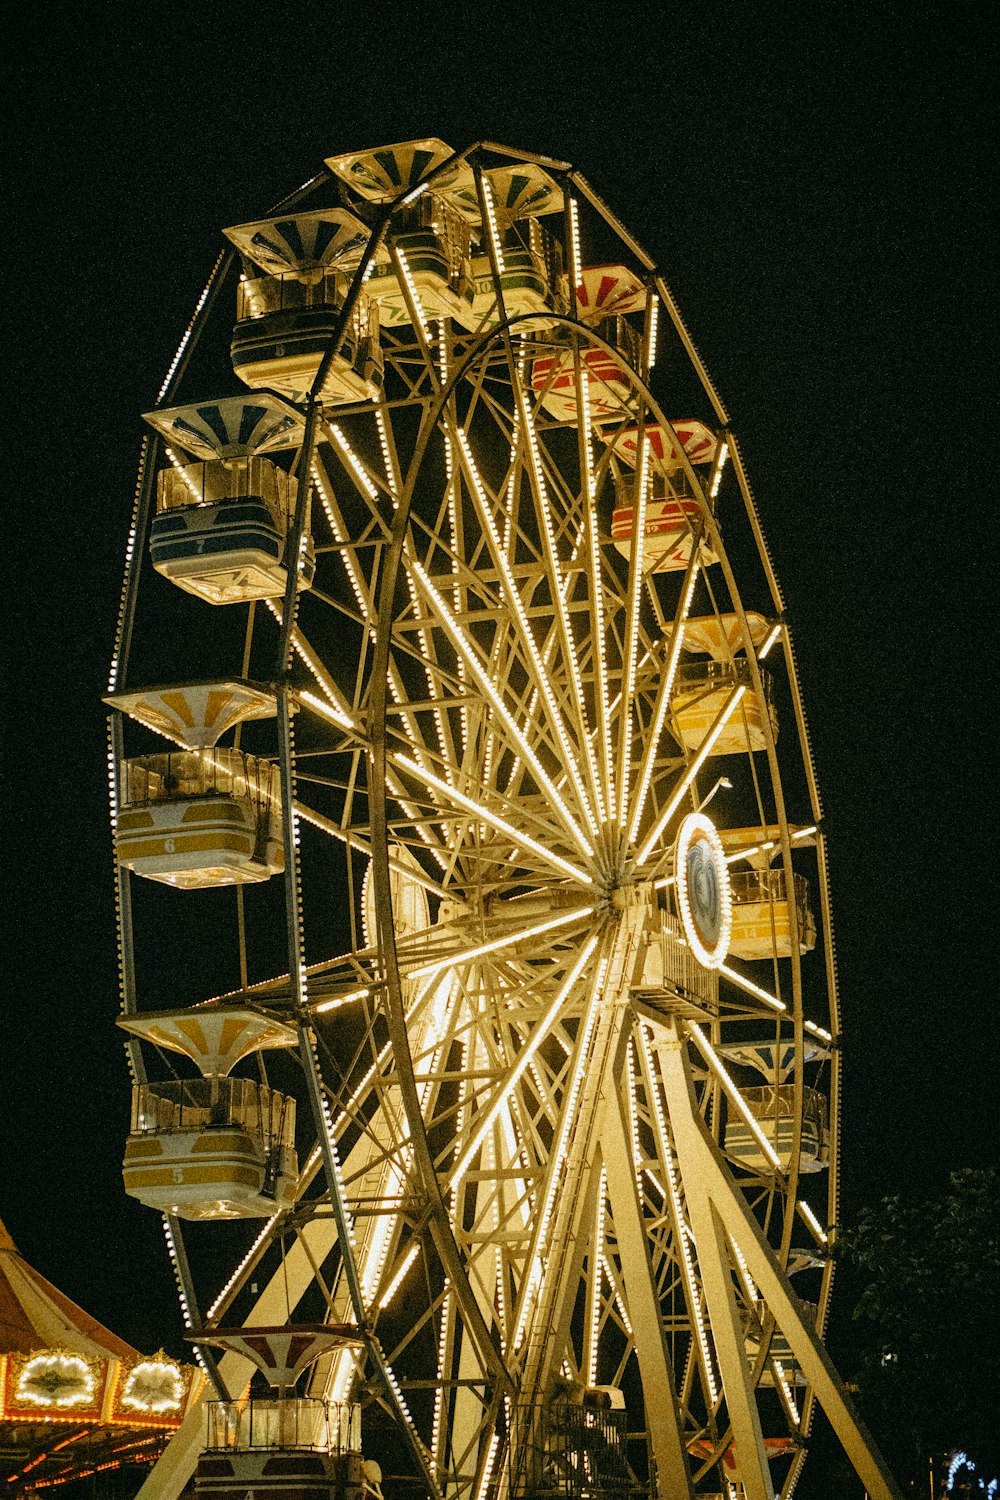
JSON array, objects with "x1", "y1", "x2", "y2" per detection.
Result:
[{"x1": 839, "y1": 1168, "x2": 1000, "y2": 1488}]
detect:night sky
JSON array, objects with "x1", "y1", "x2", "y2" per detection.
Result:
[{"x1": 4, "y1": 0, "x2": 995, "y2": 1451}]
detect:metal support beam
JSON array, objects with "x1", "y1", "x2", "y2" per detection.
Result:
[
  {"x1": 656, "y1": 1021, "x2": 903, "y2": 1500},
  {"x1": 600, "y1": 1076, "x2": 695, "y2": 1500}
]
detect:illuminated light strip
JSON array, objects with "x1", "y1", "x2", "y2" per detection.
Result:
[
  {"x1": 392, "y1": 750, "x2": 594, "y2": 886},
  {"x1": 431, "y1": 1286, "x2": 451, "y2": 1464},
  {"x1": 435, "y1": 329, "x2": 470, "y2": 762},
  {"x1": 568, "y1": 198, "x2": 582, "y2": 291},
  {"x1": 724, "y1": 824, "x2": 819, "y2": 865},
  {"x1": 326, "y1": 423, "x2": 379, "y2": 502},
  {"x1": 617, "y1": 430, "x2": 650, "y2": 834},
  {"x1": 475, "y1": 1432, "x2": 502, "y2": 1500},
  {"x1": 759, "y1": 622, "x2": 782, "y2": 659},
  {"x1": 163, "y1": 446, "x2": 204, "y2": 501},
  {"x1": 449, "y1": 935, "x2": 599, "y2": 1185},
  {"x1": 600, "y1": 1255, "x2": 634, "y2": 1338},
  {"x1": 580, "y1": 373, "x2": 613, "y2": 825},
  {"x1": 709, "y1": 440, "x2": 729, "y2": 501},
  {"x1": 627, "y1": 1041, "x2": 643, "y2": 1178},
  {"x1": 717, "y1": 962, "x2": 786, "y2": 1013},
  {"x1": 514, "y1": 399, "x2": 603, "y2": 832},
  {"x1": 304, "y1": 1031, "x2": 360, "y2": 1267},
  {"x1": 455, "y1": 428, "x2": 596, "y2": 837},
  {"x1": 375, "y1": 404, "x2": 400, "y2": 499},
  {"x1": 626, "y1": 561, "x2": 700, "y2": 850},
  {"x1": 481, "y1": 177, "x2": 505, "y2": 276},
  {"x1": 330, "y1": 1347, "x2": 356, "y2": 1406},
  {"x1": 804, "y1": 1019, "x2": 833, "y2": 1044},
  {"x1": 773, "y1": 1358, "x2": 800, "y2": 1425},
  {"x1": 162, "y1": 1219, "x2": 195, "y2": 1331},
  {"x1": 403, "y1": 560, "x2": 458, "y2": 789},
  {"x1": 299, "y1": 688, "x2": 355, "y2": 733},
  {"x1": 504, "y1": 353, "x2": 524, "y2": 551},
  {"x1": 798, "y1": 1200, "x2": 829, "y2": 1245},
  {"x1": 207, "y1": 1213, "x2": 280, "y2": 1319},
  {"x1": 586, "y1": 1166, "x2": 607, "y2": 1386},
  {"x1": 361, "y1": 1161, "x2": 404, "y2": 1305},
  {"x1": 512, "y1": 960, "x2": 607, "y2": 1350},
  {"x1": 309, "y1": 462, "x2": 373, "y2": 632},
  {"x1": 395, "y1": 244, "x2": 430, "y2": 337},
  {"x1": 639, "y1": 1026, "x2": 718, "y2": 1403},
  {"x1": 646, "y1": 295, "x2": 659, "y2": 369},
  {"x1": 412, "y1": 906, "x2": 593, "y2": 982},
  {"x1": 411, "y1": 561, "x2": 594, "y2": 860},
  {"x1": 487, "y1": 1129, "x2": 513, "y2": 1345},
  {"x1": 158, "y1": 253, "x2": 223, "y2": 401},
  {"x1": 731, "y1": 1239, "x2": 759, "y2": 1310},
  {"x1": 688, "y1": 1024, "x2": 782, "y2": 1170},
  {"x1": 635, "y1": 686, "x2": 748, "y2": 866},
  {"x1": 108, "y1": 441, "x2": 153, "y2": 692},
  {"x1": 313, "y1": 986, "x2": 371, "y2": 1015}
]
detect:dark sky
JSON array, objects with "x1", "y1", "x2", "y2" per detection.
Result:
[{"x1": 4, "y1": 0, "x2": 996, "y2": 1386}]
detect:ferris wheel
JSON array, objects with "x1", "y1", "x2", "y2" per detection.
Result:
[{"x1": 106, "y1": 140, "x2": 901, "y2": 1500}]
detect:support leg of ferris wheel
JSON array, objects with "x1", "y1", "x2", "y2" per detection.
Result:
[
  {"x1": 599, "y1": 1059, "x2": 696, "y2": 1499},
  {"x1": 656, "y1": 1020, "x2": 904, "y2": 1500}
]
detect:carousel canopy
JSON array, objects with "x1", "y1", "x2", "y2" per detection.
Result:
[
  {"x1": 0, "y1": 1217, "x2": 137, "y2": 1364},
  {"x1": 1, "y1": 1217, "x2": 200, "y2": 1492}
]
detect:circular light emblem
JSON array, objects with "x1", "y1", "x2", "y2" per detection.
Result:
[{"x1": 675, "y1": 812, "x2": 732, "y2": 969}]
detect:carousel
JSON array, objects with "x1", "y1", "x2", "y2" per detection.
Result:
[{"x1": 0, "y1": 1217, "x2": 201, "y2": 1495}]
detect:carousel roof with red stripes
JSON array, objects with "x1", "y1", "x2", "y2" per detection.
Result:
[{"x1": 1, "y1": 1216, "x2": 201, "y2": 1493}]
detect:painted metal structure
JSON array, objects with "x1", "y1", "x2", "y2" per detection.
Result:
[{"x1": 106, "y1": 139, "x2": 901, "y2": 1500}]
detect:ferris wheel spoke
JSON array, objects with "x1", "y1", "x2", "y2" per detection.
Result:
[
  {"x1": 634, "y1": 682, "x2": 750, "y2": 873},
  {"x1": 407, "y1": 559, "x2": 595, "y2": 862},
  {"x1": 514, "y1": 398, "x2": 605, "y2": 825},
  {"x1": 448, "y1": 933, "x2": 599, "y2": 1187},
  {"x1": 390, "y1": 751, "x2": 594, "y2": 888},
  {"x1": 626, "y1": 555, "x2": 701, "y2": 852},
  {"x1": 635, "y1": 1024, "x2": 721, "y2": 1412},
  {"x1": 452, "y1": 429, "x2": 598, "y2": 836}
]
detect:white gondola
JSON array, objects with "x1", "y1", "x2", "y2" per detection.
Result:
[
  {"x1": 729, "y1": 868, "x2": 817, "y2": 958},
  {"x1": 609, "y1": 419, "x2": 720, "y2": 572},
  {"x1": 722, "y1": 1041, "x2": 830, "y2": 1173},
  {"x1": 745, "y1": 1300, "x2": 819, "y2": 1385},
  {"x1": 531, "y1": 266, "x2": 646, "y2": 422},
  {"x1": 198, "y1": 1327, "x2": 370, "y2": 1497},
  {"x1": 718, "y1": 824, "x2": 819, "y2": 958},
  {"x1": 470, "y1": 164, "x2": 565, "y2": 329},
  {"x1": 724, "y1": 1083, "x2": 829, "y2": 1172},
  {"x1": 115, "y1": 747, "x2": 282, "y2": 888},
  {"x1": 325, "y1": 137, "x2": 479, "y2": 220},
  {"x1": 145, "y1": 395, "x2": 312, "y2": 605},
  {"x1": 611, "y1": 474, "x2": 719, "y2": 574},
  {"x1": 670, "y1": 658, "x2": 777, "y2": 755},
  {"x1": 225, "y1": 210, "x2": 382, "y2": 403},
  {"x1": 669, "y1": 612, "x2": 778, "y2": 755},
  {"x1": 328, "y1": 140, "x2": 478, "y2": 329},
  {"x1": 365, "y1": 191, "x2": 475, "y2": 327},
  {"x1": 120, "y1": 1006, "x2": 298, "y2": 1220}
]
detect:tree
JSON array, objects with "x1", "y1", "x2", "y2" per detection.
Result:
[{"x1": 838, "y1": 1168, "x2": 1000, "y2": 1491}]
